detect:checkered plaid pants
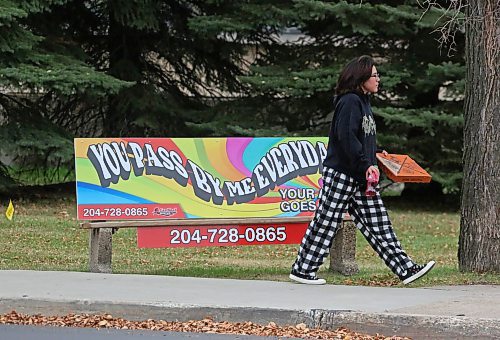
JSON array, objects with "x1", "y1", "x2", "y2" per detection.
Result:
[{"x1": 292, "y1": 167, "x2": 414, "y2": 277}]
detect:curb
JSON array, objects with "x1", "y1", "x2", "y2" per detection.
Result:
[
  {"x1": 2, "y1": 298, "x2": 499, "y2": 339},
  {"x1": 307, "y1": 310, "x2": 500, "y2": 339}
]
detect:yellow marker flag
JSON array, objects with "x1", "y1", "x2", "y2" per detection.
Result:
[{"x1": 5, "y1": 199, "x2": 14, "y2": 221}]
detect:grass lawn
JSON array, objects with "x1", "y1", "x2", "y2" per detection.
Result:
[{"x1": 0, "y1": 191, "x2": 498, "y2": 287}]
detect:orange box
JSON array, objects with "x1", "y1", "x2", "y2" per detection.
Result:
[{"x1": 376, "y1": 153, "x2": 431, "y2": 183}]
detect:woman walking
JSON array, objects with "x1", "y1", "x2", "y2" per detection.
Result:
[{"x1": 290, "y1": 55, "x2": 435, "y2": 285}]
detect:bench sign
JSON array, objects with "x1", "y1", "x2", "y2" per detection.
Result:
[{"x1": 75, "y1": 137, "x2": 327, "y2": 248}]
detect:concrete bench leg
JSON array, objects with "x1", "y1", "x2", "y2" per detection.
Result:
[
  {"x1": 89, "y1": 228, "x2": 113, "y2": 273},
  {"x1": 329, "y1": 219, "x2": 359, "y2": 275}
]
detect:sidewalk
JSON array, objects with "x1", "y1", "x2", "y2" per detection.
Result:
[{"x1": 0, "y1": 270, "x2": 499, "y2": 339}]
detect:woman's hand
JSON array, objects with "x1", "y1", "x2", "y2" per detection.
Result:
[
  {"x1": 381, "y1": 150, "x2": 388, "y2": 156},
  {"x1": 366, "y1": 165, "x2": 380, "y2": 182}
]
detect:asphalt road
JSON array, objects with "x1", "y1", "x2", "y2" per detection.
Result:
[{"x1": 0, "y1": 324, "x2": 282, "y2": 340}]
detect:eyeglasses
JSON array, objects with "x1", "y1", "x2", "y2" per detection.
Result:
[{"x1": 371, "y1": 73, "x2": 381, "y2": 78}]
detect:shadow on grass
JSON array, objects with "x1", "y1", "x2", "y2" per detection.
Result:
[
  {"x1": 382, "y1": 195, "x2": 459, "y2": 213},
  {"x1": 145, "y1": 266, "x2": 287, "y2": 280}
]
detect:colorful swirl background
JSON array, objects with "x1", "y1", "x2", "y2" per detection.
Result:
[{"x1": 75, "y1": 137, "x2": 327, "y2": 218}]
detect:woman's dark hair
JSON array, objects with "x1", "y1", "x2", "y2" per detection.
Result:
[{"x1": 334, "y1": 55, "x2": 375, "y2": 95}]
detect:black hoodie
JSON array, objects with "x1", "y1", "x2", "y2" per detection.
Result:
[{"x1": 323, "y1": 92, "x2": 377, "y2": 186}]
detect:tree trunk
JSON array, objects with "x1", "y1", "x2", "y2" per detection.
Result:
[
  {"x1": 459, "y1": 0, "x2": 500, "y2": 272},
  {"x1": 105, "y1": 4, "x2": 143, "y2": 137}
]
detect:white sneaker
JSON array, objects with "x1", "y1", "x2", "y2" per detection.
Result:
[
  {"x1": 400, "y1": 261, "x2": 436, "y2": 285},
  {"x1": 289, "y1": 270, "x2": 326, "y2": 285}
]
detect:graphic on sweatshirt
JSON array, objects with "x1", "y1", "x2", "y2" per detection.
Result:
[{"x1": 362, "y1": 115, "x2": 376, "y2": 136}]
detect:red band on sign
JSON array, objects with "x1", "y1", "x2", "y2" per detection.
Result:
[{"x1": 137, "y1": 223, "x2": 309, "y2": 248}]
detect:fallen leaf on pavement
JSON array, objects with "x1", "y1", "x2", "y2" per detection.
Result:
[{"x1": 0, "y1": 311, "x2": 411, "y2": 340}]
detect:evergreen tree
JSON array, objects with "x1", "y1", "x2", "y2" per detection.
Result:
[
  {"x1": 1, "y1": 0, "x2": 299, "y2": 187},
  {"x1": 0, "y1": 0, "x2": 130, "y2": 187},
  {"x1": 37, "y1": 0, "x2": 275, "y2": 137},
  {"x1": 195, "y1": 0, "x2": 465, "y2": 194},
  {"x1": 1, "y1": 0, "x2": 465, "y2": 195}
]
